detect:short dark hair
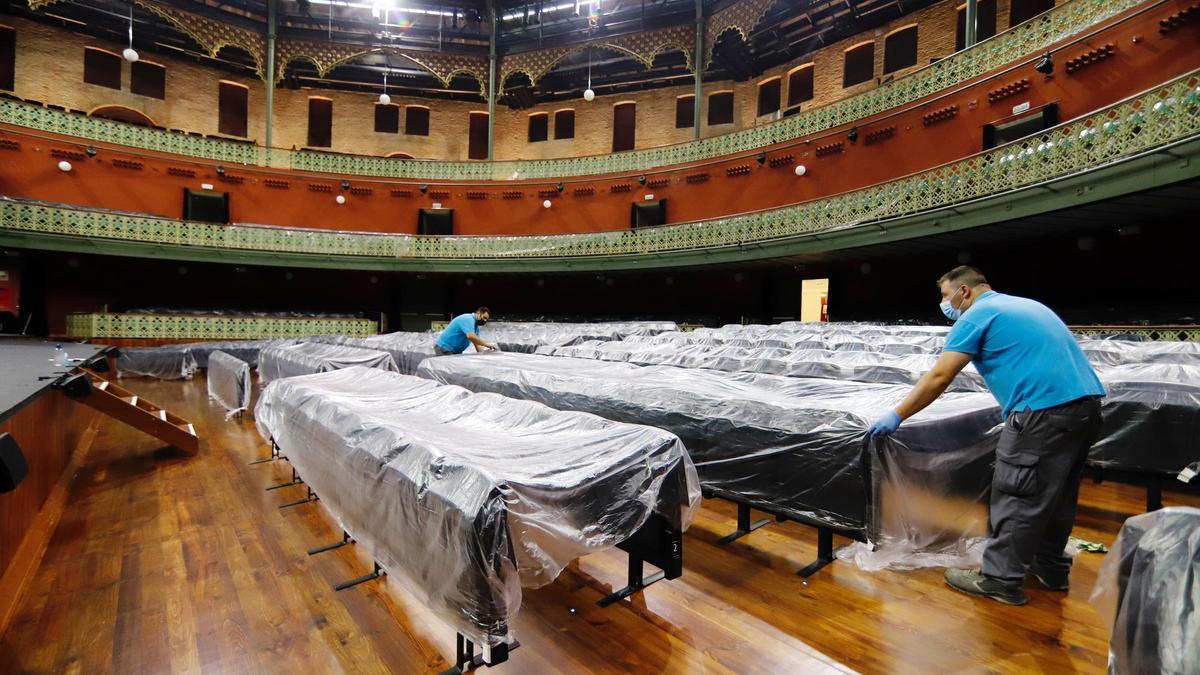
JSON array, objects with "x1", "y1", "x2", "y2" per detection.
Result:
[
  {"x1": 476, "y1": 306, "x2": 490, "y2": 315},
  {"x1": 937, "y1": 265, "x2": 988, "y2": 288}
]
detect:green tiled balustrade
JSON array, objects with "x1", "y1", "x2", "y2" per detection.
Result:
[
  {"x1": 0, "y1": 0, "x2": 1146, "y2": 180},
  {"x1": 65, "y1": 312, "x2": 378, "y2": 339},
  {"x1": 4, "y1": 72, "x2": 1197, "y2": 267}
]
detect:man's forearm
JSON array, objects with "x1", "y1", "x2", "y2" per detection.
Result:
[{"x1": 895, "y1": 371, "x2": 955, "y2": 420}]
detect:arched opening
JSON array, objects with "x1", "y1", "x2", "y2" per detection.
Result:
[
  {"x1": 88, "y1": 105, "x2": 157, "y2": 127},
  {"x1": 385, "y1": 151, "x2": 415, "y2": 159}
]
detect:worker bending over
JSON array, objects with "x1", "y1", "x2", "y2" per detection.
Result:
[
  {"x1": 434, "y1": 306, "x2": 499, "y2": 355},
  {"x1": 868, "y1": 266, "x2": 1105, "y2": 605}
]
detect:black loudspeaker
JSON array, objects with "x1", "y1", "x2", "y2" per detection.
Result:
[
  {"x1": 0, "y1": 432, "x2": 28, "y2": 494},
  {"x1": 182, "y1": 188, "x2": 230, "y2": 224},
  {"x1": 631, "y1": 199, "x2": 668, "y2": 229},
  {"x1": 54, "y1": 372, "x2": 94, "y2": 399},
  {"x1": 89, "y1": 355, "x2": 110, "y2": 372},
  {"x1": 982, "y1": 103, "x2": 1060, "y2": 150},
  {"x1": 418, "y1": 208, "x2": 455, "y2": 235}
]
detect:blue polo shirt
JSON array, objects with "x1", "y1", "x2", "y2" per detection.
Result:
[
  {"x1": 943, "y1": 291, "x2": 1104, "y2": 417},
  {"x1": 435, "y1": 313, "x2": 480, "y2": 354}
]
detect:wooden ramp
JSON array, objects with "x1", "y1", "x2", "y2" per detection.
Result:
[{"x1": 72, "y1": 371, "x2": 199, "y2": 456}]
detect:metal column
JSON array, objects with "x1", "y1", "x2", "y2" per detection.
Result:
[
  {"x1": 487, "y1": 1, "x2": 498, "y2": 160},
  {"x1": 963, "y1": 0, "x2": 978, "y2": 49},
  {"x1": 693, "y1": 0, "x2": 703, "y2": 138},
  {"x1": 265, "y1": 0, "x2": 277, "y2": 148}
]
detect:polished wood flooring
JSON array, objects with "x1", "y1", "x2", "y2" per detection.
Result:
[{"x1": 2, "y1": 374, "x2": 1196, "y2": 674}]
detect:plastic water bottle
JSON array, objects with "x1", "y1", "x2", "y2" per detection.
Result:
[{"x1": 55, "y1": 343, "x2": 69, "y2": 367}]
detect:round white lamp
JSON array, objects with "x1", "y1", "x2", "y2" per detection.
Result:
[
  {"x1": 543, "y1": 199, "x2": 552, "y2": 209},
  {"x1": 794, "y1": 164, "x2": 807, "y2": 177},
  {"x1": 583, "y1": 88, "x2": 595, "y2": 102},
  {"x1": 57, "y1": 160, "x2": 72, "y2": 172},
  {"x1": 123, "y1": 47, "x2": 139, "y2": 63},
  {"x1": 378, "y1": 93, "x2": 391, "y2": 105},
  {"x1": 335, "y1": 194, "x2": 346, "y2": 204}
]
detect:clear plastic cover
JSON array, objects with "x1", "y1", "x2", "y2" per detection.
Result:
[
  {"x1": 115, "y1": 338, "x2": 303, "y2": 379},
  {"x1": 1090, "y1": 363, "x2": 1200, "y2": 476},
  {"x1": 258, "y1": 342, "x2": 399, "y2": 383},
  {"x1": 255, "y1": 367, "x2": 699, "y2": 646},
  {"x1": 543, "y1": 342, "x2": 988, "y2": 391},
  {"x1": 1089, "y1": 507, "x2": 1200, "y2": 675},
  {"x1": 417, "y1": 352, "x2": 1002, "y2": 537},
  {"x1": 313, "y1": 332, "x2": 440, "y2": 375},
  {"x1": 480, "y1": 321, "x2": 678, "y2": 353},
  {"x1": 206, "y1": 350, "x2": 251, "y2": 419},
  {"x1": 116, "y1": 344, "x2": 199, "y2": 380}
]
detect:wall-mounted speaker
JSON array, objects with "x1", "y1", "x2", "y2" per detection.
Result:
[
  {"x1": 0, "y1": 432, "x2": 28, "y2": 494},
  {"x1": 54, "y1": 372, "x2": 93, "y2": 399}
]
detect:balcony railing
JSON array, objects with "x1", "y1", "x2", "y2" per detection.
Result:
[
  {"x1": 0, "y1": 0, "x2": 1147, "y2": 180},
  {"x1": 3, "y1": 71, "x2": 1197, "y2": 262}
]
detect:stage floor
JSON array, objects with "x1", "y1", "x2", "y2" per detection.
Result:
[
  {"x1": 2, "y1": 374, "x2": 1194, "y2": 674},
  {"x1": 0, "y1": 338, "x2": 107, "y2": 423}
]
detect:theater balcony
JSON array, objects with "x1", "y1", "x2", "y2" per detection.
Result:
[{"x1": 0, "y1": 0, "x2": 1192, "y2": 300}]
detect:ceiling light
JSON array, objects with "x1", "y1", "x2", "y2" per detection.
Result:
[{"x1": 123, "y1": 1, "x2": 138, "y2": 62}]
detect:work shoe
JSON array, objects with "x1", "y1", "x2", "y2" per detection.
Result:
[
  {"x1": 944, "y1": 568, "x2": 1028, "y2": 605},
  {"x1": 1029, "y1": 567, "x2": 1070, "y2": 591}
]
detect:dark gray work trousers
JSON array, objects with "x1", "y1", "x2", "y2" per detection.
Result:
[{"x1": 982, "y1": 396, "x2": 1104, "y2": 587}]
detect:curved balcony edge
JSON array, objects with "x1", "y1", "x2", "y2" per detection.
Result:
[
  {"x1": 0, "y1": 0, "x2": 1153, "y2": 181},
  {"x1": 2, "y1": 72, "x2": 1197, "y2": 273}
]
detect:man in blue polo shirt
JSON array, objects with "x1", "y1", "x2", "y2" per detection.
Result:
[
  {"x1": 434, "y1": 306, "x2": 498, "y2": 355},
  {"x1": 867, "y1": 266, "x2": 1104, "y2": 606}
]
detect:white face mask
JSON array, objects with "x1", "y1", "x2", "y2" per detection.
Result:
[{"x1": 940, "y1": 287, "x2": 966, "y2": 321}]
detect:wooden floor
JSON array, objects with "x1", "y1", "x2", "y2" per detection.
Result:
[{"x1": 2, "y1": 375, "x2": 1195, "y2": 675}]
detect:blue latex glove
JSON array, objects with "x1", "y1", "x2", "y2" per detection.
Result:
[{"x1": 867, "y1": 410, "x2": 902, "y2": 438}]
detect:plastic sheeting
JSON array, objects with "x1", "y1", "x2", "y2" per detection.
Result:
[
  {"x1": 541, "y1": 342, "x2": 989, "y2": 392},
  {"x1": 255, "y1": 367, "x2": 699, "y2": 646},
  {"x1": 313, "y1": 332, "x2": 441, "y2": 375},
  {"x1": 207, "y1": 350, "x2": 251, "y2": 419},
  {"x1": 1081, "y1": 339, "x2": 1200, "y2": 367},
  {"x1": 417, "y1": 353, "x2": 1002, "y2": 537},
  {"x1": 1091, "y1": 363, "x2": 1200, "y2": 476},
  {"x1": 116, "y1": 344, "x2": 199, "y2": 380},
  {"x1": 258, "y1": 342, "x2": 398, "y2": 382},
  {"x1": 1089, "y1": 507, "x2": 1200, "y2": 675},
  {"x1": 115, "y1": 338, "x2": 303, "y2": 379},
  {"x1": 482, "y1": 322, "x2": 678, "y2": 353}
]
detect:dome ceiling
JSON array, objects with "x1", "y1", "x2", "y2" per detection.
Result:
[{"x1": 9, "y1": 0, "x2": 941, "y2": 103}]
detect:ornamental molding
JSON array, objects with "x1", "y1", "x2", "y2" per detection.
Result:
[
  {"x1": 274, "y1": 39, "x2": 489, "y2": 97},
  {"x1": 499, "y1": 23, "x2": 696, "y2": 89},
  {"x1": 703, "y1": 0, "x2": 782, "y2": 69}
]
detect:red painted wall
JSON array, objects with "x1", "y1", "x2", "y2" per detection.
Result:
[{"x1": 0, "y1": 1, "x2": 1194, "y2": 236}]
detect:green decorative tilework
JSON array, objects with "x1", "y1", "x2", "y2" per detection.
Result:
[
  {"x1": 1072, "y1": 327, "x2": 1200, "y2": 342},
  {"x1": 5, "y1": 72, "x2": 1197, "y2": 264},
  {"x1": 0, "y1": 0, "x2": 1144, "y2": 180},
  {"x1": 65, "y1": 312, "x2": 377, "y2": 339}
]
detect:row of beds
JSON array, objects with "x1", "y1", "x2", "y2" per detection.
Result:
[{"x1": 116, "y1": 321, "x2": 1200, "y2": 672}]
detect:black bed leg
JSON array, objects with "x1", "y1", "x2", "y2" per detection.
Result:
[
  {"x1": 334, "y1": 562, "x2": 384, "y2": 591},
  {"x1": 249, "y1": 438, "x2": 280, "y2": 465},
  {"x1": 715, "y1": 503, "x2": 771, "y2": 546},
  {"x1": 438, "y1": 633, "x2": 519, "y2": 674},
  {"x1": 1146, "y1": 481, "x2": 1163, "y2": 512},
  {"x1": 596, "y1": 553, "x2": 667, "y2": 607},
  {"x1": 266, "y1": 466, "x2": 302, "y2": 491},
  {"x1": 797, "y1": 527, "x2": 838, "y2": 578},
  {"x1": 308, "y1": 531, "x2": 352, "y2": 556},
  {"x1": 279, "y1": 486, "x2": 319, "y2": 509}
]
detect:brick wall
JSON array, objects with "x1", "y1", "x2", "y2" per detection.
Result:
[{"x1": 3, "y1": 0, "x2": 1053, "y2": 161}]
